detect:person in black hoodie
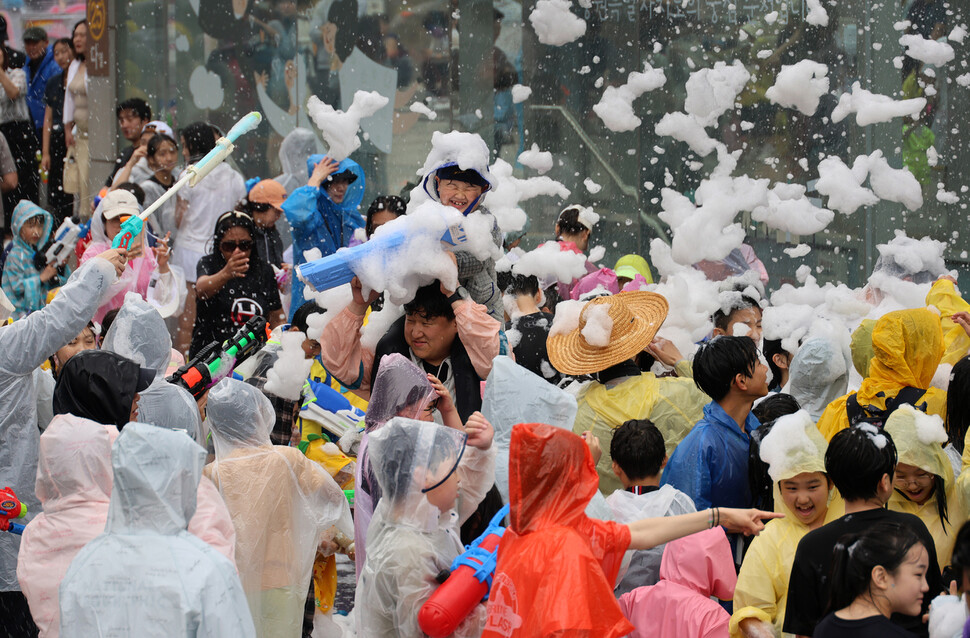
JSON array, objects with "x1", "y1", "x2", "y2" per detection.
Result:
[
  {"x1": 52, "y1": 349, "x2": 155, "y2": 429},
  {"x1": 503, "y1": 273, "x2": 560, "y2": 385}
]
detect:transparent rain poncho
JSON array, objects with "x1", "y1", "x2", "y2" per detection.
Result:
[
  {"x1": 102, "y1": 293, "x2": 203, "y2": 443},
  {"x1": 785, "y1": 338, "x2": 851, "y2": 422},
  {"x1": 203, "y1": 378, "x2": 352, "y2": 638},
  {"x1": 274, "y1": 127, "x2": 322, "y2": 195},
  {"x1": 355, "y1": 353, "x2": 435, "y2": 577},
  {"x1": 59, "y1": 422, "x2": 255, "y2": 638},
  {"x1": 356, "y1": 417, "x2": 490, "y2": 638},
  {"x1": 885, "y1": 403, "x2": 964, "y2": 564}
]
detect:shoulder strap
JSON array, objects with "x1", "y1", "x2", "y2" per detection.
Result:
[
  {"x1": 845, "y1": 393, "x2": 868, "y2": 426},
  {"x1": 885, "y1": 386, "x2": 929, "y2": 413}
]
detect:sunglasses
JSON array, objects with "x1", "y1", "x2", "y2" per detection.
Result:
[{"x1": 220, "y1": 240, "x2": 253, "y2": 252}]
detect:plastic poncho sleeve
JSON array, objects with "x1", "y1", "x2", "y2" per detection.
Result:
[
  {"x1": 282, "y1": 185, "x2": 322, "y2": 237},
  {"x1": 925, "y1": 278, "x2": 970, "y2": 365},
  {"x1": 188, "y1": 475, "x2": 237, "y2": 565},
  {"x1": 674, "y1": 359, "x2": 693, "y2": 379},
  {"x1": 730, "y1": 531, "x2": 785, "y2": 636},
  {"x1": 0, "y1": 257, "x2": 116, "y2": 375},
  {"x1": 320, "y1": 307, "x2": 374, "y2": 392},
  {"x1": 651, "y1": 378, "x2": 708, "y2": 452},
  {"x1": 728, "y1": 608, "x2": 773, "y2": 638},
  {"x1": 454, "y1": 300, "x2": 502, "y2": 380},
  {"x1": 456, "y1": 445, "x2": 497, "y2": 526}
]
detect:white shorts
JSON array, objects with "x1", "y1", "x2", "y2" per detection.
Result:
[{"x1": 173, "y1": 246, "x2": 206, "y2": 283}]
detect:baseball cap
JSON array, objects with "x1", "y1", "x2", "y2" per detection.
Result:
[
  {"x1": 101, "y1": 189, "x2": 141, "y2": 220},
  {"x1": 22, "y1": 26, "x2": 47, "y2": 42},
  {"x1": 142, "y1": 120, "x2": 174, "y2": 139},
  {"x1": 248, "y1": 179, "x2": 287, "y2": 209}
]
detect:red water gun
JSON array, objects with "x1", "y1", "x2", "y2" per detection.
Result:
[
  {"x1": 418, "y1": 504, "x2": 509, "y2": 637},
  {"x1": 0, "y1": 487, "x2": 26, "y2": 535}
]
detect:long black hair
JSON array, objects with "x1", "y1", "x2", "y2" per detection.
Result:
[
  {"x1": 827, "y1": 520, "x2": 923, "y2": 614},
  {"x1": 208, "y1": 210, "x2": 256, "y2": 263},
  {"x1": 180, "y1": 121, "x2": 216, "y2": 162},
  {"x1": 947, "y1": 356, "x2": 970, "y2": 455}
]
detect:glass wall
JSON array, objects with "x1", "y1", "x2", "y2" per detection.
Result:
[{"x1": 28, "y1": 0, "x2": 967, "y2": 288}]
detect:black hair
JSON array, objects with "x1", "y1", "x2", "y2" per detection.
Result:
[
  {"x1": 114, "y1": 182, "x2": 146, "y2": 207},
  {"x1": 825, "y1": 425, "x2": 898, "y2": 502},
  {"x1": 827, "y1": 521, "x2": 924, "y2": 614},
  {"x1": 365, "y1": 195, "x2": 405, "y2": 237},
  {"x1": 116, "y1": 97, "x2": 152, "y2": 122},
  {"x1": 145, "y1": 133, "x2": 177, "y2": 159},
  {"x1": 763, "y1": 338, "x2": 790, "y2": 392},
  {"x1": 949, "y1": 520, "x2": 970, "y2": 591},
  {"x1": 209, "y1": 211, "x2": 256, "y2": 261},
  {"x1": 752, "y1": 393, "x2": 801, "y2": 425},
  {"x1": 610, "y1": 419, "x2": 666, "y2": 480},
  {"x1": 555, "y1": 206, "x2": 588, "y2": 237},
  {"x1": 946, "y1": 355, "x2": 970, "y2": 455},
  {"x1": 71, "y1": 20, "x2": 86, "y2": 62},
  {"x1": 291, "y1": 300, "x2": 324, "y2": 335},
  {"x1": 53, "y1": 37, "x2": 73, "y2": 53},
  {"x1": 505, "y1": 274, "x2": 539, "y2": 297},
  {"x1": 403, "y1": 283, "x2": 456, "y2": 321},
  {"x1": 713, "y1": 294, "x2": 762, "y2": 333},
  {"x1": 375, "y1": 422, "x2": 462, "y2": 504},
  {"x1": 460, "y1": 484, "x2": 505, "y2": 545},
  {"x1": 180, "y1": 121, "x2": 216, "y2": 161},
  {"x1": 100, "y1": 308, "x2": 120, "y2": 337},
  {"x1": 692, "y1": 336, "x2": 759, "y2": 402}
]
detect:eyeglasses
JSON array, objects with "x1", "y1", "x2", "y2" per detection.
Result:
[{"x1": 220, "y1": 240, "x2": 253, "y2": 252}]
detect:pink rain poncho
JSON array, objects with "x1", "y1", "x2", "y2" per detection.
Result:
[
  {"x1": 618, "y1": 526, "x2": 737, "y2": 638},
  {"x1": 354, "y1": 353, "x2": 435, "y2": 578},
  {"x1": 17, "y1": 415, "x2": 237, "y2": 638}
]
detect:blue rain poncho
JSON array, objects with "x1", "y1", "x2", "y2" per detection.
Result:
[{"x1": 282, "y1": 155, "x2": 365, "y2": 317}]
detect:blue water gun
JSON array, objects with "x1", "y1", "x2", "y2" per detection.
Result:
[
  {"x1": 295, "y1": 215, "x2": 469, "y2": 294},
  {"x1": 112, "y1": 112, "x2": 263, "y2": 250}
]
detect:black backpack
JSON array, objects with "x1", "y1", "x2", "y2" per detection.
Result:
[{"x1": 845, "y1": 386, "x2": 929, "y2": 428}]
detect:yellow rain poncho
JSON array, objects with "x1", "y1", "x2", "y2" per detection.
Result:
[
  {"x1": 885, "y1": 404, "x2": 966, "y2": 566},
  {"x1": 573, "y1": 373, "x2": 708, "y2": 494},
  {"x1": 925, "y1": 278, "x2": 970, "y2": 366},
  {"x1": 817, "y1": 308, "x2": 946, "y2": 441},
  {"x1": 731, "y1": 411, "x2": 844, "y2": 638}
]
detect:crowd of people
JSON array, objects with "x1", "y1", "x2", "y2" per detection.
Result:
[{"x1": 0, "y1": 17, "x2": 969, "y2": 638}]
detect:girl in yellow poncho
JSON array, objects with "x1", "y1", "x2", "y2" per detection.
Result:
[
  {"x1": 731, "y1": 410, "x2": 844, "y2": 638},
  {"x1": 885, "y1": 403, "x2": 966, "y2": 566}
]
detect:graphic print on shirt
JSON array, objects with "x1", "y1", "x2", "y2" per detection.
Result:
[
  {"x1": 231, "y1": 297, "x2": 263, "y2": 325},
  {"x1": 484, "y1": 572, "x2": 523, "y2": 636}
]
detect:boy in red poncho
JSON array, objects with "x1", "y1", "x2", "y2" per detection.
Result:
[{"x1": 482, "y1": 422, "x2": 779, "y2": 638}]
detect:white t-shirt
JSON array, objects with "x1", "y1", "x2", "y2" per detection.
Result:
[{"x1": 176, "y1": 162, "x2": 247, "y2": 256}]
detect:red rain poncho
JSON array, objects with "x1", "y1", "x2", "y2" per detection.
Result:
[{"x1": 482, "y1": 423, "x2": 634, "y2": 638}]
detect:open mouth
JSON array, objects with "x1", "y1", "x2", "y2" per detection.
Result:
[
  {"x1": 794, "y1": 504, "x2": 815, "y2": 519},
  {"x1": 906, "y1": 488, "x2": 926, "y2": 501}
]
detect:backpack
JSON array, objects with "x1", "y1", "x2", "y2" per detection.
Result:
[{"x1": 845, "y1": 386, "x2": 929, "y2": 428}]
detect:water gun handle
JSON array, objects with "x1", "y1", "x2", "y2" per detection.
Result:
[{"x1": 111, "y1": 215, "x2": 144, "y2": 250}]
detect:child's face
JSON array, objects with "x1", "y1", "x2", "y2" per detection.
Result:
[
  {"x1": 424, "y1": 467, "x2": 459, "y2": 512},
  {"x1": 885, "y1": 543, "x2": 929, "y2": 617},
  {"x1": 326, "y1": 179, "x2": 350, "y2": 204},
  {"x1": 779, "y1": 471, "x2": 829, "y2": 528},
  {"x1": 20, "y1": 215, "x2": 45, "y2": 245},
  {"x1": 893, "y1": 462, "x2": 935, "y2": 506},
  {"x1": 727, "y1": 306, "x2": 763, "y2": 344},
  {"x1": 54, "y1": 327, "x2": 97, "y2": 374},
  {"x1": 436, "y1": 178, "x2": 483, "y2": 212}
]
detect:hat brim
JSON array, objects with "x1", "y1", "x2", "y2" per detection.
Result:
[
  {"x1": 547, "y1": 291, "x2": 669, "y2": 376},
  {"x1": 136, "y1": 367, "x2": 157, "y2": 393}
]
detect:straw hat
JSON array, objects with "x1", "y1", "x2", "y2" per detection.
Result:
[{"x1": 547, "y1": 291, "x2": 669, "y2": 376}]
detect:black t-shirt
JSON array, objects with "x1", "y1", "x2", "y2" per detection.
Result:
[
  {"x1": 506, "y1": 312, "x2": 560, "y2": 384},
  {"x1": 43, "y1": 73, "x2": 65, "y2": 128},
  {"x1": 783, "y1": 508, "x2": 942, "y2": 637},
  {"x1": 190, "y1": 253, "x2": 282, "y2": 357},
  {"x1": 812, "y1": 613, "x2": 917, "y2": 638}
]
